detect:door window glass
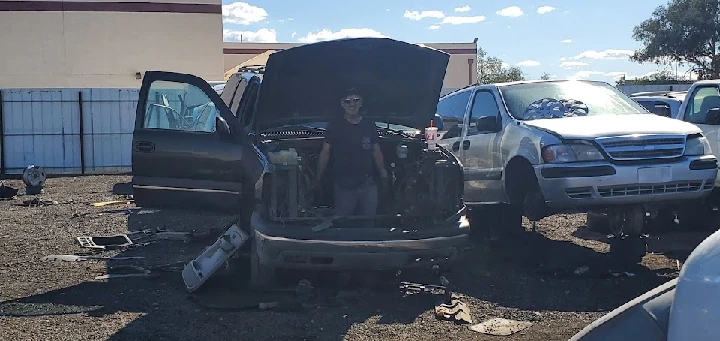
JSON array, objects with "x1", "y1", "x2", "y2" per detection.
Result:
[
  {"x1": 143, "y1": 80, "x2": 218, "y2": 133},
  {"x1": 468, "y1": 91, "x2": 500, "y2": 135},
  {"x1": 685, "y1": 86, "x2": 720, "y2": 124},
  {"x1": 436, "y1": 90, "x2": 471, "y2": 139}
]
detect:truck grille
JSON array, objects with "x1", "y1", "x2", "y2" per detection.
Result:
[
  {"x1": 596, "y1": 135, "x2": 686, "y2": 161},
  {"x1": 597, "y1": 181, "x2": 703, "y2": 197}
]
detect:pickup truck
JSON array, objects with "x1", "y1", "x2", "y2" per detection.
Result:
[
  {"x1": 630, "y1": 91, "x2": 686, "y2": 118},
  {"x1": 436, "y1": 79, "x2": 718, "y2": 264},
  {"x1": 670, "y1": 80, "x2": 720, "y2": 228}
]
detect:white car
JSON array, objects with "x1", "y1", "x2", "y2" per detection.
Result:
[{"x1": 436, "y1": 79, "x2": 718, "y2": 263}]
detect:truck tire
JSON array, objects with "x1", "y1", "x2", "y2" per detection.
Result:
[{"x1": 249, "y1": 239, "x2": 277, "y2": 290}]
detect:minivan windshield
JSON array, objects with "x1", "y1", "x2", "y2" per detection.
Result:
[{"x1": 499, "y1": 80, "x2": 650, "y2": 120}]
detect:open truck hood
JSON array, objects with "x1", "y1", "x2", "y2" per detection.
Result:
[
  {"x1": 523, "y1": 114, "x2": 702, "y2": 139},
  {"x1": 253, "y1": 38, "x2": 450, "y2": 131}
]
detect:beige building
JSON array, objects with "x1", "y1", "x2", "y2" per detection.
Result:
[
  {"x1": 0, "y1": 0, "x2": 225, "y2": 88},
  {"x1": 224, "y1": 41, "x2": 478, "y2": 93}
]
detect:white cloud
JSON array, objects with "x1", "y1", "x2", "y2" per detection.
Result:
[
  {"x1": 560, "y1": 61, "x2": 589, "y2": 69},
  {"x1": 517, "y1": 60, "x2": 541, "y2": 67},
  {"x1": 501, "y1": 62, "x2": 510, "y2": 68},
  {"x1": 497, "y1": 6, "x2": 523, "y2": 17},
  {"x1": 223, "y1": 28, "x2": 277, "y2": 43},
  {"x1": 569, "y1": 71, "x2": 606, "y2": 80},
  {"x1": 455, "y1": 5, "x2": 471, "y2": 12},
  {"x1": 386, "y1": 8, "x2": 390, "y2": 12},
  {"x1": 291, "y1": 32, "x2": 297, "y2": 38},
  {"x1": 573, "y1": 49, "x2": 634, "y2": 60},
  {"x1": 222, "y1": 2, "x2": 268, "y2": 25},
  {"x1": 561, "y1": 39, "x2": 572, "y2": 43},
  {"x1": 442, "y1": 15, "x2": 486, "y2": 24},
  {"x1": 559, "y1": 57, "x2": 567, "y2": 61},
  {"x1": 403, "y1": 10, "x2": 445, "y2": 20},
  {"x1": 537, "y1": 6, "x2": 555, "y2": 14},
  {"x1": 298, "y1": 28, "x2": 387, "y2": 43},
  {"x1": 429, "y1": 25, "x2": 441, "y2": 30}
]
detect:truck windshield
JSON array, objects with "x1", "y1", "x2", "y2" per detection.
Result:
[{"x1": 499, "y1": 80, "x2": 649, "y2": 120}]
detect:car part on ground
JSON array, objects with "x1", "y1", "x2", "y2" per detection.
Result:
[
  {"x1": 22, "y1": 165, "x2": 46, "y2": 195},
  {"x1": 182, "y1": 223, "x2": 250, "y2": 292}
]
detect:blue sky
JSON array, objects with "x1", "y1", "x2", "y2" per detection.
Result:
[{"x1": 221, "y1": 0, "x2": 693, "y2": 83}]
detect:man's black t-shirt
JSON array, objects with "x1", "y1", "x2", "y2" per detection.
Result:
[{"x1": 324, "y1": 116, "x2": 379, "y2": 189}]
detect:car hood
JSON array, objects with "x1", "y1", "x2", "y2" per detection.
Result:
[
  {"x1": 253, "y1": 38, "x2": 450, "y2": 131},
  {"x1": 522, "y1": 114, "x2": 702, "y2": 139}
]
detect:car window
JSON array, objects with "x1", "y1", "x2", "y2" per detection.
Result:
[
  {"x1": 143, "y1": 80, "x2": 218, "y2": 133},
  {"x1": 436, "y1": 90, "x2": 471, "y2": 139},
  {"x1": 684, "y1": 86, "x2": 720, "y2": 124},
  {"x1": 637, "y1": 100, "x2": 671, "y2": 117},
  {"x1": 468, "y1": 91, "x2": 500, "y2": 135}
]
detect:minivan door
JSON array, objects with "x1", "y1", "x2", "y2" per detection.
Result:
[{"x1": 131, "y1": 71, "x2": 265, "y2": 212}]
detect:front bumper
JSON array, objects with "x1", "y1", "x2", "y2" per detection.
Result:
[
  {"x1": 536, "y1": 156, "x2": 718, "y2": 208},
  {"x1": 251, "y1": 209, "x2": 470, "y2": 270}
]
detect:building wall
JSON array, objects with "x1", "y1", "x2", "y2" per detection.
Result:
[
  {"x1": 0, "y1": 0, "x2": 224, "y2": 88},
  {"x1": 223, "y1": 41, "x2": 478, "y2": 91}
]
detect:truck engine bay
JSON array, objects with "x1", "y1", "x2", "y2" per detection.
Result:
[{"x1": 257, "y1": 127, "x2": 464, "y2": 228}]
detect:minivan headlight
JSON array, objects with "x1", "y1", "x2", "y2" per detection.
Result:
[
  {"x1": 542, "y1": 143, "x2": 605, "y2": 163},
  {"x1": 685, "y1": 136, "x2": 711, "y2": 156}
]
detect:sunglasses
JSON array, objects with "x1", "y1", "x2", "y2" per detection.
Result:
[{"x1": 343, "y1": 97, "x2": 361, "y2": 104}]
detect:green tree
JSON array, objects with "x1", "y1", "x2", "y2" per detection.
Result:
[
  {"x1": 631, "y1": 0, "x2": 720, "y2": 79},
  {"x1": 540, "y1": 73, "x2": 551, "y2": 80},
  {"x1": 477, "y1": 47, "x2": 525, "y2": 84}
]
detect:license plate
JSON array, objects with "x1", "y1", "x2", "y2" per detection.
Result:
[{"x1": 637, "y1": 167, "x2": 672, "y2": 183}]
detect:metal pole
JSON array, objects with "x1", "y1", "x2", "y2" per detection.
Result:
[{"x1": 78, "y1": 92, "x2": 86, "y2": 175}]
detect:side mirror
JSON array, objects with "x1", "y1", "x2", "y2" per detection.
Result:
[
  {"x1": 476, "y1": 115, "x2": 499, "y2": 132},
  {"x1": 653, "y1": 104, "x2": 671, "y2": 117},
  {"x1": 216, "y1": 116, "x2": 232, "y2": 139},
  {"x1": 433, "y1": 114, "x2": 444, "y2": 131},
  {"x1": 705, "y1": 108, "x2": 720, "y2": 125}
]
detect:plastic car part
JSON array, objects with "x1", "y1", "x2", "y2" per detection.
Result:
[
  {"x1": 182, "y1": 223, "x2": 250, "y2": 293},
  {"x1": 76, "y1": 235, "x2": 134, "y2": 249}
]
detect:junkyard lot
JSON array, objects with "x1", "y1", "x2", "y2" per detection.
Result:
[{"x1": 0, "y1": 175, "x2": 708, "y2": 341}]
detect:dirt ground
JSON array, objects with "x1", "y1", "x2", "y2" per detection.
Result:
[{"x1": 0, "y1": 175, "x2": 712, "y2": 341}]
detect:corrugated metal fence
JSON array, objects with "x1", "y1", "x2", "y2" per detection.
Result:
[{"x1": 1, "y1": 88, "x2": 138, "y2": 175}]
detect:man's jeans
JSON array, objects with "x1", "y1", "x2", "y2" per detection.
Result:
[{"x1": 334, "y1": 177, "x2": 378, "y2": 227}]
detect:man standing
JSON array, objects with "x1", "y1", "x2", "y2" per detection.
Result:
[{"x1": 317, "y1": 87, "x2": 388, "y2": 219}]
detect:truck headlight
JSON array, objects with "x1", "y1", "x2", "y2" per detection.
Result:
[
  {"x1": 685, "y1": 136, "x2": 711, "y2": 156},
  {"x1": 542, "y1": 143, "x2": 605, "y2": 163}
]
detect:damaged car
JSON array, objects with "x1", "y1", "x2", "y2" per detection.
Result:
[
  {"x1": 131, "y1": 37, "x2": 469, "y2": 288},
  {"x1": 435, "y1": 80, "x2": 718, "y2": 264}
]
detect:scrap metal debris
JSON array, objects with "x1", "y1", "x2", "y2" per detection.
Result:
[
  {"x1": 91, "y1": 199, "x2": 134, "y2": 207},
  {"x1": 95, "y1": 262, "x2": 185, "y2": 280},
  {"x1": 468, "y1": 318, "x2": 533, "y2": 336},
  {"x1": 0, "y1": 182, "x2": 18, "y2": 199},
  {"x1": 76, "y1": 227, "x2": 217, "y2": 250},
  {"x1": 22, "y1": 165, "x2": 46, "y2": 195},
  {"x1": 21, "y1": 198, "x2": 58, "y2": 207},
  {"x1": 182, "y1": 223, "x2": 249, "y2": 292},
  {"x1": 41, "y1": 254, "x2": 145, "y2": 262},
  {"x1": 434, "y1": 298, "x2": 473, "y2": 324}
]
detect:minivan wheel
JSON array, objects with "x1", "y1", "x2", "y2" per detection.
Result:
[{"x1": 249, "y1": 239, "x2": 277, "y2": 290}]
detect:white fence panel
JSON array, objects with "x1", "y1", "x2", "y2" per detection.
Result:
[
  {"x1": 82, "y1": 89, "x2": 137, "y2": 174},
  {"x1": 1, "y1": 89, "x2": 84, "y2": 174}
]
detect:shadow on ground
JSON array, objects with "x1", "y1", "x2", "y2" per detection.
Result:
[{"x1": 0, "y1": 186, "x2": 705, "y2": 340}]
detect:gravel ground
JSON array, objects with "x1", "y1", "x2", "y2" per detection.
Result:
[{"x1": 0, "y1": 175, "x2": 711, "y2": 341}]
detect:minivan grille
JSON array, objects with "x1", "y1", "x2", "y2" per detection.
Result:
[
  {"x1": 597, "y1": 181, "x2": 703, "y2": 197},
  {"x1": 596, "y1": 135, "x2": 686, "y2": 161}
]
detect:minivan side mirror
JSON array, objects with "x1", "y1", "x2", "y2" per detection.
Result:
[
  {"x1": 705, "y1": 108, "x2": 720, "y2": 125},
  {"x1": 216, "y1": 116, "x2": 232, "y2": 139},
  {"x1": 476, "y1": 115, "x2": 499, "y2": 132}
]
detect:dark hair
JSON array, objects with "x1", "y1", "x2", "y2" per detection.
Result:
[{"x1": 341, "y1": 87, "x2": 362, "y2": 99}]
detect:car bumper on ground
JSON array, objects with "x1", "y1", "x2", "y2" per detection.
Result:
[
  {"x1": 536, "y1": 156, "x2": 718, "y2": 208},
  {"x1": 251, "y1": 211, "x2": 470, "y2": 270}
]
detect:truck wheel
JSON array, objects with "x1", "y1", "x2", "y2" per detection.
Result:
[
  {"x1": 586, "y1": 211, "x2": 610, "y2": 234},
  {"x1": 249, "y1": 239, "x2": 277, "y2": 290}
]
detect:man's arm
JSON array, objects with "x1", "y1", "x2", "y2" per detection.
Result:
[
  {"x1": 373, "y1": 143, "x2": 388, "y2": 178},
  {"x1": 317, "y1": 142, "x2": 331, "y2": 180}
]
